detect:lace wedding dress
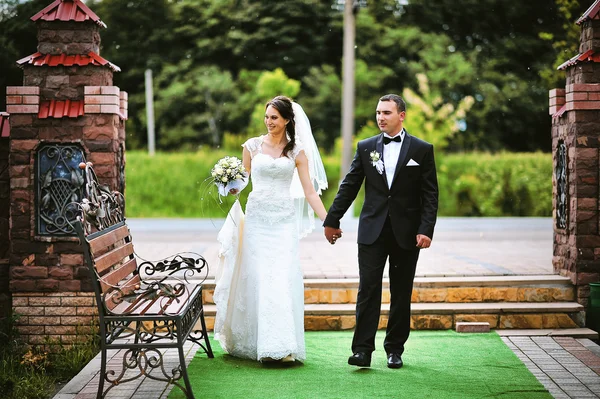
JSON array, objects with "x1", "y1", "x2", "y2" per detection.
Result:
[{"x1": 213, "y1": 136, "x2": 306, "y2": 362}]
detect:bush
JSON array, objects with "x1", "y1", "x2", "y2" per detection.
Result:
[
  {"x1": 124, "y1": 150, "x2": 552, "y2": 218},
  {"x1": 0, "y1": 314, "x2": 54, "y2": 399},
  {"x1": 437, "y1": 152, "x2": 551, "y2": 216},
  {"x1": 125, "y1": 148, "x2": 250, "y2": 217},
  {"x1": 0, "y1": 314, "x2": 99, "y2": 399}
]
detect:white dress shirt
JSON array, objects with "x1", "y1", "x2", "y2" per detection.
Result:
[{"x1": 383, "y1": 129, "x2": 405, "y2": 189}]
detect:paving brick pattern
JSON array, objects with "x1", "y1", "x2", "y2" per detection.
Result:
[
  {"x1": 503, "y1": 336, "x2": 600, "y2": 398},
  {"x1": 54, "y1": 340, "x2": 199, "y2": 399}
]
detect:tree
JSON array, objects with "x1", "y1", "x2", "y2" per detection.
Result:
[
  {"x1": 87, "y1": 0, "x2": 182, "y2": 149},
  {"x1": 539, "y1": 0, "x2": 583, "y2": 88},
  {"x1": 355, "y1": 73, "x2": 475, "y2": 153},
  {"x1": 153, "y1": 63, "x2": 238, "y2": 149},
  {"x1": 398, "y1": 0, "x2": 588, "y2": 152},
  {"x1": 87, "y1": 0, "x2": 342, "y2": 148},
  {"x1": 0, "y1": 0, "x2": 583, "y2": 153},
  {"x1": 172, "y1": 0, "x2": 342, "y2": 79},
  {"x1": 402, "y1": 74, "x2": 474, "y2": 151},
  {"x1": 0, "y1": 0, "x2": 47, "y2": 110},
  {"x1": 298, "y1": 64, "x2": 342, "y2": 151},
  {"x1": 299, "y1": 59, "x2": 395, "y2": 152},
  {"x1": 247, "y1": 68, "x2": 301, "y2": 137}
]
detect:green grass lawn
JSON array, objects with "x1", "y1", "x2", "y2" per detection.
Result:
[{"x1": 170, "y1": 331, "x2": 551, "y2": 399}]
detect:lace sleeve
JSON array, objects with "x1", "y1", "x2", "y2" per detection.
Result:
[
  {"x1": 291, "y1": 140, "x2": 305, "y2": 161},
  {"x1": 242, "y1": 137, "x2": 261, "y2": 158}
]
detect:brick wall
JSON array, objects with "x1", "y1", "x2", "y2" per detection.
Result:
[
  {"x1": 36, "y1": 21, "x2": 100, "y2": 55},
  {"x1": 552, "y1": 110, "x2": 600, "y2": 306},
  {"x1": 579, "y1": 19, "x2": 600, "y2": 55},
  {"x1": 23, "y1": 66, "x2": 112, "y2": 100},
  {"x1": 0, "y1": 137, "x2": 9, "y2": 318},
  {"x1": 8, "y1": 111, "x2": 126, "y2": 288},
  {"x1": 12, "y1": 292, "x2": 97, "y2": 345}
]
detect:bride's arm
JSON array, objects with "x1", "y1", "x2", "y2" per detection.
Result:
[
  {"x1": 229, "y1": 147, "x2": 252, "y2": 195},
  {"x1": 242, "y1": 146, "x2": 252, "y2": 176},
  {"x1": 296, "y1": 151, "x2": 327, "y2": 221}
]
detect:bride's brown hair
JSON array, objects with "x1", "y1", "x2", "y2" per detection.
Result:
[{"x1": 265, "y1": 96, "x2": 295, "y2": 158}]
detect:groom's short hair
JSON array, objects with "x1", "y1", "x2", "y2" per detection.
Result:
[{"x1": 379, "y1": 94, "x2": 406, "y2": 113}]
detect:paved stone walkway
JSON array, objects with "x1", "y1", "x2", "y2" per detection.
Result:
[
  {"x1": 52, "y1": 217, "x2": 600, "y2": 399},
  {"x1": 54, "y1": 340, "x2": 199, "y2": 399},
  {"x1": 127, "y1": 217, "x2": 554, "y2": 279},
  {"x1": 502, "y1": 336, "x2": 600, "y2": 398}
]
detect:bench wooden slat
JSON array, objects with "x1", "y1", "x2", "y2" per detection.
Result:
[
  {"x1": 95, "y1": 242, "x2": 134, "y2": 274},
  {"x1": 143, "y1": 286, "x2": 199, "y2": 316},
  {"x1": 99, "y1": 258, "x2": 138, "y2": 293},
  {"x1": 106, "y1": 285, "x2": 201, "y2": 316},
  {"x1": 152, "y1": 295, "x2": 177, "y2": 316},
  {"x1": 104, "y1": 274, "x2": 140, "y2": 311},
  {"x1": 122, "y1": 292, "x2": 159, "y2": 315},
  {"x1": 122, "y1": 288, "x2": 179, "y2": 316},
  {"x1": 89, "y1": 224, "x2": 131, "y2": 254}
]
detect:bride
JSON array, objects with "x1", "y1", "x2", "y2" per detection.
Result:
[{"x1": 213, "y1": 96, "x2": 330, "y2": 363}]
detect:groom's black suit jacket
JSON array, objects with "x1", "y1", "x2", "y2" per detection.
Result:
[{"x1": 324, "y1": 131, "x2": 438, "y2": 249}]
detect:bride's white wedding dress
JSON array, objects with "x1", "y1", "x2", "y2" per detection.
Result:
[{"x1": 213, "y1": 136, "x2": 306, "y2": 362}]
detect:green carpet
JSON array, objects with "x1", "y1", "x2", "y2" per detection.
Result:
[{"x1": 170, "y1": 331, "x2": 551, "y2": 399}]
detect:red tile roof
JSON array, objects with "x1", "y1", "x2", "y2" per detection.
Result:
[
  {"x1": 16, "y1": 52, "x2": 121, "y2": 72},
  {"x1": 31, "y1": 0, "x2": 106, "y2": 28},
  {"x1": 557, "y1": 49, "x2": 600, "y2": 70},
  {"x1": 0, "y1": 112, "x2": 9, "y2": 138},
  {"x1": 552, "y1": 104, "x2": 567, "y2": 119},
  {"x1": 577, "y1": 0, "x2": 600, "y2": 25},
  {"x1": 38, "y1": 100, "x2": 84, "y2": 119}
]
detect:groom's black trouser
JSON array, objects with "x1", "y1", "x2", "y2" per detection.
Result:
[{"x1": 353, "y1": 218, "x2": 419, "y2": 355}]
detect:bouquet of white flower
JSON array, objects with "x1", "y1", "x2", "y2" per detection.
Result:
[{"x1": 211, "y1": 156, "x2": 248, "y2": 196}]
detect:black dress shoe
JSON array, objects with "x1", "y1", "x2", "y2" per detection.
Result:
[
  {"x1": 387, "y1": 353, "x2": 403, "y2": 369},
  {"x1": 348, "y1": 352, "x2": 371, "y2": 367}
]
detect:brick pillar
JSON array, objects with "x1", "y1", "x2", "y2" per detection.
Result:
[
  {"x1": 5, "y1": 0, "x2": 127, "y2": 345},
  {"x1": 551, "y1": 11, "x2": 600, "y2": 309},
  {"x1": 0, "y1": 114, "x2": 9, "y2": 318}
]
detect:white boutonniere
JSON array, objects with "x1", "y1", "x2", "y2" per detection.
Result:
[{"x1": 370, "y1": 151, "x2": 384, "y2": 174}]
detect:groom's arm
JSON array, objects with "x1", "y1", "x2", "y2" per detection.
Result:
[
  {"x1": 417, "y1": 144, "x2": 439, "y2": 240},
  {"x1": 323, "y1": 146, "x2": 365, "y2": 229}
]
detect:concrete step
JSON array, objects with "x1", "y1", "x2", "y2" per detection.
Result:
[
  {"x1": 201, "y1": 275, "x2": 576, "y2": 305},
  {"x1": 496, "y1": 328, "x2": 599, "y2": 340},
  {"x1": 200, "y1": 301, "x2": 585, "y2": 331}
]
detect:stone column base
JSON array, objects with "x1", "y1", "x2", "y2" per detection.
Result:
[{"x1": 12, "y1": 291, "x2": 97, "y2": 345}]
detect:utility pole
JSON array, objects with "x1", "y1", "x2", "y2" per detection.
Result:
[
  {"x1": 145, "y1": 69, "x2": 156, "y2": 156},
  {"x1": 341, "y1": 0, "x2": 358, "y2": 177},
  {"x1": 340, "y1": 0, "x2": 359, "y2": 219}
]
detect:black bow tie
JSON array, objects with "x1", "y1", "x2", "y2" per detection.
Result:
[{"x1": 383, "y1": 135, "x2": 402, "y2": 145}]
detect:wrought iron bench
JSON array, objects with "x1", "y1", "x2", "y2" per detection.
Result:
[{"x1": 73, "y1": 162, "x2": 213, "y2": 399}]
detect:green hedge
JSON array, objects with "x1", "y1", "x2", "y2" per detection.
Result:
[
  {"x1": 124, "y1": 151, "x2": 551, "y2": 218},
  {"x1": 436, "y1": 152, "x2": 551, "y2": 217}
]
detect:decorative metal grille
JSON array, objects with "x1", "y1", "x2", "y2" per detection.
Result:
[
  {"x1": 37, "y1": 144, "x2": 86, "y2": 235},
  {"x1": 556, "y1": 141, "x2": 567, "y2": 229}
]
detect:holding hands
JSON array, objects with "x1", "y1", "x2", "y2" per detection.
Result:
[{"x1": 324, "y1": 226, "x2": 343, "y2": 245}]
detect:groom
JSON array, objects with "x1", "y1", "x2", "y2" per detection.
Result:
[{"x1": 324, "y1": 94, "x2": 438, "y2": 369}]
